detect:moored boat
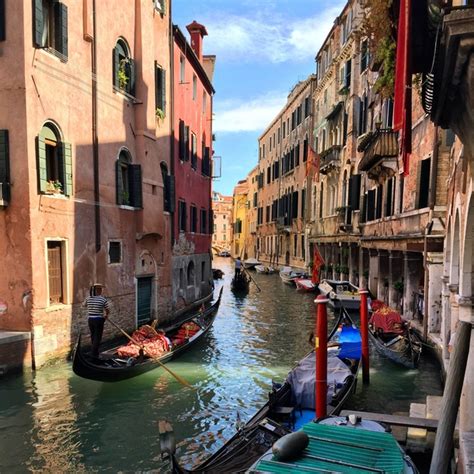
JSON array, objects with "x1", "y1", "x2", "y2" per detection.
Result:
[
  {"x1": 169, "y1": 310, "x2": 361, "y2": 473},
  {"x1": 369, "y1": 300, "x2": 422, "y2": 369},
  {"x1": 318, "y1": 279, "x2": 360, "y2": 309},
  {"x1": 212, "y1": 268, "x2": 224, "y2": 279},
  {"x1": 279, "y1": 266, "x2": 306, "y2": 285},
  {"x1": 255, "y1": 265, "x2": 275, "y2": 274},
  {"x1": 243, "y1": 258, "x2": 261, "y2": 270},
  {"x1": 294, "y1": 278, "x2": 317, "y2": 292},
  {"x1": 72, "y1": 288, "x2": 223, "y2": 382},
  {"x1": 248, "y1": 416, "x2": 418, "y2": 473}
]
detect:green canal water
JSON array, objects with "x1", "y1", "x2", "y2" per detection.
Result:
[{"x1": 0, "y1": 257, "x2": 443, "y2": 472}]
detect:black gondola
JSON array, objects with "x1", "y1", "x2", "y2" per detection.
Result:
[
  {"x1": 231, "y1": 271, "x2": 250, "y2": 293},
  {"x1": 72, "y1": 288, "x2": 223, "y2": 382},
  {"x1": 168, "y1": 309, "x2": 361, "y2": 473}
]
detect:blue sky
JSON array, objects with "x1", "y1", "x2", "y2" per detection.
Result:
[{"x1": 173, "y1": 0, "x2": 345, "y2": 195}]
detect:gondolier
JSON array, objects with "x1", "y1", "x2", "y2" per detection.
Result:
[
  {"x1": 234, "y1": 257, "x2": 242, "y2": 277},
  {"x1": 83, "y1": 283, "x2": 111, "y2": 358}
]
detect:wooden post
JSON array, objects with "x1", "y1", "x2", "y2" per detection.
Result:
[
  {"x1": 430, "y1": 320, "x2": 472, "y2": 473},
  {"x1": 359, "y1": 289, "x2": 370, "y2": 385},
  {"x1": 315, "y1": 294, "x2": 328, "y2": 419}
]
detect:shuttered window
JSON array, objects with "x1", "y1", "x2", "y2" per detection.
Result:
[
  {"x1": 349, "y1": 174, "x2": 361, "y2": 211},
  {"x1": 417, "y1": 158, "x2": 431, "y2": 209},
  {"x1": 184, "y1": 125, "x2": 190, "y2": 161},
  {"x1": 155, "y1": 62, "x2": 166, "y2": 115},
  {"x1": 36, "y1": 124, "x2": 72, "y2": 197},
  {"x1": 115, "y1": 151, "x2": 142, "y2": 208},
  {"x1": 178, "y1": 200, "x2": 187, "y2": 232},
  {"x1": 191, "y1": 133, "x2": 197, "y2": 170},
  {"x1": 108, "y1": 241, "x2": 121, "y2": 264},
  {"x1": 0, "y1": 0, "x2": 5, "y2": 42},
  {"x1": 33, "y1": 0, "x2": 68, "y2": 60},
  {"x1": 200, "y1": 209, "x2": 207, "y2": 234},
  {"x1": 0, "y1": 130, "x2": 10, "y2": 205},
  {"x1": 113, "y1": 39, "x2": 135, "y2": 96},
  {"x1": 47, "y1": 241, "x2": 63, "y2": 304},
  {"x1": 367, "y1": 189, "x2": 376, "y2": 221},
  {"x1": 190, "y1": 205, "x2": 197, "y2": 232}
]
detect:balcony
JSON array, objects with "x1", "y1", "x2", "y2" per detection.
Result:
[
  {"x1": 357, "y1": 129, "x2": 398, "y2": 180},
  {"x1": 319, "y1": 145, "x2": 341, "y2": 175}
]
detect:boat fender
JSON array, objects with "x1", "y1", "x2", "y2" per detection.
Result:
[{"x1": 272, "y1": 431, "x2": 309, "y2": 461}]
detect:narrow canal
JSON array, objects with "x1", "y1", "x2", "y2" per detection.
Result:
[{"x1": 0, "y1": 257, "x2": 443, "y2": 473}]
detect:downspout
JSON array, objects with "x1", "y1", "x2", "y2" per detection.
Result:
[
  {"x1": 423, "y1": 125, "x2": 439, "y2": 340},
  {"x1": 92, "y1": 0, "x2": 100, "y2": 253},
  {"x1": 169, "y1": 10, "x2": 175, "y2": 249}
]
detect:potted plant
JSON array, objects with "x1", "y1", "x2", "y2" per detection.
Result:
[
  {"x1": 155, "y1": 107, "x2": 165, "y2": 123},
  {"x1": 341, "y1": 265, "x2": 349, "y2": 277},
  {"x1": 394, "y1": 280, "x2": 404, "y2": 293},
  {"x1": 122, "y1": 190, "x2": 130, "y2": 205},
  {"x1": 46, "y1": 180, "x2": 62, "y2": 194},
  {"x1": 118, "y1": 59, "x2": 130, "y2": 91}
]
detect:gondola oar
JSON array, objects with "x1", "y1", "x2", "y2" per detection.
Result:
[
  {"x1": 106, "y1": 317, "x2": 195, "y2": 390},
  {"x1": 243, "y1": 266, "x2": 261, "y2": 292}
]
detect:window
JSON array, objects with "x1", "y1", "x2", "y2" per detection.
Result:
[
  {"x1": 108, "y1": 241, "x2": 122, "y2": 264},
  {"x1": 358, "y1": 95, "x2": 368, "y2": 136},
  {"x1": 200, "y1": 209, "x2": 207, "y2": 233},
  {"x1": 113, "y1": 39, "x2": 135, "y2": 95},
  {"x1": 190, "y1": 205, "x2": 197, "y2": 233},
  {"x1": 180, "y1": 55, "x2": 185, "y2": 82},
  {"x1": 179, "y1": 268, "x2": 185, "y2": 291},
  {"x1": 178, "y1": 200, "x2": 187, "y2": 232},
  {"x1": 223, "y1": 223, "x2": 226, "y2": 231},
  {"x1": 179, "y1": 120, "x2": 190, "y2": 161},
  {"x1": 37, "y1": 123, "x2": 72, "y2": 196},
  {"x1": 115, "y1": 150, "x2": 142, "y2": 208},
  {"x1": 0, "y1": 0, "x2": 5, "y2": 42},
  {"x1": 155, "y1": 62, "x2": 166, "y2": 116},
  {"x1": 191, "y1": 133, "x2": 197, "y2": 169},
  {"x1": 187, "y1": 261, "x2": 195, "y2": 286},
  {"x1": 47, "y1": 241, "x2": 64, "y2": 304},
  {"x1": 360, "y1": 40, "x2": 369, "y2": 72},
  {"x1": 160, "y1": 162, "x2": 174, "y2": 212},
  {"x1": 202, "y1": 144, "x2": 211, "y2": 176},
  {"x1": 0, "y1": 130, "x2": 10, "y2": 206},
  {"x1": 202, "y1": 91, "x2": 207, "y2": 114},
  {"x1": 343, "y1": 60, "x2": 352, "y2": 90},
  {"x1": 33, "y1": 0, "x2": 68, "y2": 60},
  {"x1": 418, "y1": 158, "x2": 431, "y2": 209},
  {"x1": 213, "y1": 224, "x2": 217, "y2": 232},
  {"x1": 192, "y1": 74, "x2": 197, "y2": 100},
  {"x1": 154, "y1": 0, "x2": 165, "y2": 13}
]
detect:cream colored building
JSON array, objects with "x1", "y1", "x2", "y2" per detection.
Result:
[{"x1": 212, "y1": 191, "x2": 232, "y2": 253}]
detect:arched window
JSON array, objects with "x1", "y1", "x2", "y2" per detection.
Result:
[
  {"x1": 187, "y1": 261, "x2": 195, "y2": 286},
  {"x1": 116, "y1": 149, "x2": 142, "y2": 208},
  {"x1": 113, "y1": 39, "x2": 135, "y2": 95},
  {"x1": 37, "y1": 122, "x2": 72, "y2": 196}
]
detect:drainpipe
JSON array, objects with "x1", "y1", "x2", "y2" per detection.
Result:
[
  {"x1": 92, "y1": 0, "x2": 100, "y2": 253},
  {"x1": 169, "y1": 7, "x2": 175, "y2": 249},
  {"x1": 423, "y1": 126, "x2": 439, "y2": 340}
]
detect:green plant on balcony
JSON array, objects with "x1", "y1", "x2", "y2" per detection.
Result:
[
  {"x1": 335, "y1": 264, "x2": 342, "y2": 274},
  {"x1": 394, "y1": 280, "x2": 404, "y2": 293},
  {"x1": 155, "y1": 107, "x2": 165, "y2": 122},
  {"x1": 118, "y1": 59, "x2": 130, "y2": 90},
  {"x1": 341, "y1": 265, "x2": 349, "y2": 275}
]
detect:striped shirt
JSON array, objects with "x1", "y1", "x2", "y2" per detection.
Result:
[{"x1": 84, "y1": 295, "x2": 111, "y2": 318}]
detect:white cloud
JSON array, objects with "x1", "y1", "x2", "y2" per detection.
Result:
[
  {"x1": 213, "y1": 92, "x2": 287, "y2": 133},
  {"x1": 202, "y1": 4, "x2": 344, "y2": 64}
]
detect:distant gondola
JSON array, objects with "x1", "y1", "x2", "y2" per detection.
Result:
[
  {"x1": 72, "y1": 288, "x2": 223, "y2": 382},
  {"x1": 168, "y1": 309, "x2": 361, "y2": 473},
  {"x1": 231, "y1": 272, "x2": 250, "y2": 293}
]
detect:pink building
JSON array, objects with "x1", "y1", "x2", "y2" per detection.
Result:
[
  {"x1": 0, "y1": 0, "x2": 173, "y2": 370},
  {"x1": 171, "y1": 22, "x2": 215, "y2": 311}
]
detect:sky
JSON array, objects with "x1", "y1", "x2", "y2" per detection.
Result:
[{"x1": 173, "y1": 0, "x2": 346, "y2": 195}]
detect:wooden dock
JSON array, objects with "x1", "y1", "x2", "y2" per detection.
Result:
[{"x1": 339, "y1": 410, "x2": 439, "y2": 431}]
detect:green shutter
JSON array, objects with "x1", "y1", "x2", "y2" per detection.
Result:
[
  {"x1": 0, "y1": 0, "x2": 5, "y2": 42},
  {"x1": 115, "y1": 159, "x2": 123, "y2": 204},
  {"x1": 179, "y1": 120, "x2": 185, "y2": 160},
  {"x1": 0, "y1": 130, "x2": 9, "y2": 183},
  {"x1": 60, "y1": 142, "x2": 73, "y2": 196},
  {"x1": 36, "y1": 135, "x2": 47, "y2": 193},
  {"x1": 166, "y1": 174, "x2": 175, "y2": 213},
  {"x1": 33, "y1": 0, "x2": 45, "y2": 47},
  {"x1": 113, "y1": 47, "x2": 120, "y2": 89},
  {"x1": 128, "y1": 164, "x2": 142, "y2": 208},
  {"x1": 160, "y1": 68, "x2": 166, "y2": 114},
  {"x1": 128, "y1": 58, "x2": 136, "y2": 96},
  {"x1": 54, "y1": 2, "x2": 68, "y2": 59},
  {"x1": 184, "y1": 125, "x2": 190, "y2": 161}
]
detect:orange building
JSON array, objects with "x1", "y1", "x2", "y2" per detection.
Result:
[{"x1": 0, "y1": 0, "x2": 172, "y2": 370}]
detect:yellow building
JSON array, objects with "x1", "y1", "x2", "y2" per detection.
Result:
[{"x1": 232, "y1": 180, "x2": 249, "y2": 258}]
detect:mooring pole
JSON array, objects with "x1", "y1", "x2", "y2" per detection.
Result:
[
  {"x1": 359, "y1": 289, "x2": 370, "y2": 385},
  {"x1": 430, "y1": 320, "x2": 472, "y2": 473},
  {"x1": 315, "y1": 294, "x2": 328, "y2": 419}
]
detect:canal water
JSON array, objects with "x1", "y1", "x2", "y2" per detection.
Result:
[{"x1": 0, "y1": 257, "x2": 442, "y2": 473}]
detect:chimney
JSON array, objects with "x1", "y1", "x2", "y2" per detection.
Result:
[{"x1": 186, "y1": 21, "x2": 208, "y2": 62}]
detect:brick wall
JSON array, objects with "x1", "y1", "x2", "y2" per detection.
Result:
[{"x1": 0, "y1": 338, "x2": 32, "y2": 375}]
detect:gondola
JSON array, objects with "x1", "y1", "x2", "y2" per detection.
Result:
[
  {"x1": 167, "y1": 309, "x2": 361, "y2": 473},
  {"x1": 231, "y1": 271, "x2": 250, "y2": 293},
  {"x1": 368, "y1": 299, "x2": 422, "y2": 369},
  {"x1": 72, "y1": 288, "x2": 223, "y2": 382}
]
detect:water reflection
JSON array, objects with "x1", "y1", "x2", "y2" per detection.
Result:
[{"x1": 0, "y1": 257, "x2": 442, "y2": 472}]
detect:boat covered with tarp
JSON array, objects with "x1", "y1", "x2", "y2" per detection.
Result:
[
  {"x1": 369, "y1": 299, "x2": 422, "y2": 369},
  {"x1": 72, "y1": 288, "x2": 223, "y2": 382},
  {"x1": 248, "y1": 416, "x2": 418, "y2": 473},
  {"x1": 168, "y1": 310, "x2": 361, "y2": 473},
  {"x1": 318, "y1": 279, "x2": 360, "y2": 309}
]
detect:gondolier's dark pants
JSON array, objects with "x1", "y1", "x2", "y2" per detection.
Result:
[
  {"x1": 88, "y1": 317, "x2": 105, "y2": 358},
  {"x1": 235, "y1": 268, "x2": 241, "y2": 278}
]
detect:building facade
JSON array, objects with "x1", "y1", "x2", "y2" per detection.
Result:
[
  {"x1": 211, "y1": 191, "x2": 232, "y2": 253},
  {"x1": 231, "y1": 180, "x2": 248, "y2": 258},
  {"x1": 0, "y1": 0, "x2": 173, "y2": 369},
  {"x1": 172, "y1": 22, "x2": 215, "y2": 313}
]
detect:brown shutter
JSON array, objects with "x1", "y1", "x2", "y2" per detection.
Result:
[{"x1": 48, "y1": 242, "x2": 63, "y2": 304}]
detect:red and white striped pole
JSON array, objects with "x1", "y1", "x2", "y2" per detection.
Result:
[
  {"x1": 315, "y1": 294, "x2": 328, "y2": 419},
  {"x1": 359, "y1": 289, "x2": 370, "y2": 385}
]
